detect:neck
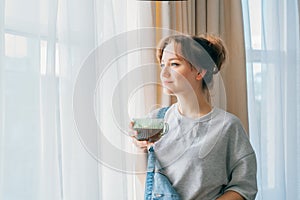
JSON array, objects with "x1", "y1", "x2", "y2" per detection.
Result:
[{"x1": 176, "y1": 89, "x2": 212, "y2": 119}]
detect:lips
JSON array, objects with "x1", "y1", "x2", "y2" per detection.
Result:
[{"x1": 163, "y1": 81, "x2": 173, "y2": 84}]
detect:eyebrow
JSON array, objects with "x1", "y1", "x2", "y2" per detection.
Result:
[{"x1": 161, "y1": 57, "x2": 183, "y2": 63}]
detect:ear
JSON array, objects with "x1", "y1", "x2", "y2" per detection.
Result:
[{"x1": 196, "y1": 69, "x2": 207, "y2": 80}]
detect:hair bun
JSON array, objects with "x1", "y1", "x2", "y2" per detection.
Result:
[{"x1": 197, "y1": 34, "x2": 228, "y2": 73}]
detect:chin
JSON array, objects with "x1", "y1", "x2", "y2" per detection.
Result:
[{"x1": 163, "y1": 88, "x2": 174, "y2": 95}]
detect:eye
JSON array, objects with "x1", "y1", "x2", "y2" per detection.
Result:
[
  {"x1": 171, "y1": 63, "x2": 180, "y2": 67},
  {"x1": 160, "y1": 63, "x2": 165, "y2": 68}
]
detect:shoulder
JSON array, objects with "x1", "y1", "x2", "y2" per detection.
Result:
[
  {"x1": 212, "y1": 108, "x2": 252, "y2": 149},
  {"x1": 214, "y1": 108, "x2": 255, "y2": 156},
  {"x1": 213, "y1": 108, "x2": 247, "y2": 136},
  {"x1": 146, "y1": 104, "x2": 175, "y2": 119}
]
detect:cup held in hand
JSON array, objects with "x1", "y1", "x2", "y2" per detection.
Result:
[{"x1": 132, "y1": 118, "x2": 168, "y2": 141}]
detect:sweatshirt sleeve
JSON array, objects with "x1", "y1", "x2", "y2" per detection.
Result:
[
  {"x1": 223, "y1": 117, "x2": 258, "y2": 200},
  {"x1": 224, "y1": 153, "x2": 257, "y2": 200}
]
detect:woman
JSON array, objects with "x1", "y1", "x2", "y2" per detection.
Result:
[{"x1": 130, "y1": 34, "x2": 257, "y2": 200}]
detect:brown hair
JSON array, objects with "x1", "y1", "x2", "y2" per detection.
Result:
[{"x1": 156, "y1": 34, "x2": 227, "y2": 90}]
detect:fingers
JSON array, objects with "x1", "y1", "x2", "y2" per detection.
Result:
[
  {"x1": 147, "y1": 142, "x2": 154, "y2": 149},
  {"x1": 129, "y1": 121, "x2": 153, "y2": 153},
  {"x1": 132, "y1": 138, "x2": 148, "y2": 148},
  {"x1": 129, "y1": 121, "x2": 134, "y2": 128},
  {"x1": 131, "y1": 137, "x2": 149, "y2": 153},
  {"x1": 128, "y1": 121, "x2": 137, "y2": 137}
]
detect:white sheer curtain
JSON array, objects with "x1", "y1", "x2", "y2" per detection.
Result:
[
  {"x1": 242, "y1": 0, "x2": 300, "y2": 199},
  {"x1": 0, "y1": 0, "x2": 151, "y2": 199}
]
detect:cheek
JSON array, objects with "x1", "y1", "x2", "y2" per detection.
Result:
[
  {"x1": 173, "y1": 70, "x2": 191, "y2": 81},
  {"x1": 159, "y1": 70, "x2": 164, "y2": 80}
]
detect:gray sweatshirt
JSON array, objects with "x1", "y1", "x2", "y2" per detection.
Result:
[{"x1": 148, "y1": 103, "x2": 257, "y2": 200}]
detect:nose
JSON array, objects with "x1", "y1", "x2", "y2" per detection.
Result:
[{"x1": 160, "y1": 64, "x2": 170, "y2": 78}]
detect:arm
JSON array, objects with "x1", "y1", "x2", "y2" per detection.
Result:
[
  {"x1": 219, "y1": 151, "x2": 257, "y2": 200},
  {"x1": 216, "y1": 190, "x2": 245, "y2": 200},
  {"x1": 129, "y1": 122, "x2": 151, "y2": 185},
  {"x1": 220, "y1": 119, "x2": 258, "y2": 200}
]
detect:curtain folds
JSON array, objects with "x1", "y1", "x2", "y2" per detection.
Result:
[
  {"x1": 242, "y1": 0, "x2": 300, "y2": 199},
  {"x1": 1, "y1": 0, "x2": 142, "y2": 199},
  {"x1": 196, "y1": 0, "x2": 248, "y2": 132},
  {"x1": 0, "y1": 0, "x2": 5, "y2": 197}
]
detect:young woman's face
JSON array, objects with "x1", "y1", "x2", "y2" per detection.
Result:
[{"x1": 160, "y1": 42, "x2": 200, "y2": 95}]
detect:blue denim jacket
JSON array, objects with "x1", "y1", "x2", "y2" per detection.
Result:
[
  {"x1": 144, "y1": 147, "x2": 181, "y2": 200},
  {"x1": 144, "y1": 107, "x2": 181, "y2": 200}
]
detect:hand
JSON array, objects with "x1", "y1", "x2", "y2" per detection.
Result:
[
  {"x1": 216, "y1": 191, "x2": 245, "y2": 200},
  {"x1": 128, "y1": 121, "x2": 154, "y2": 153}
]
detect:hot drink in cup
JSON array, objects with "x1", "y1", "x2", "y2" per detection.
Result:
[{"x1": 132, "y1": 118, "x2": 168, "y2": 141}]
